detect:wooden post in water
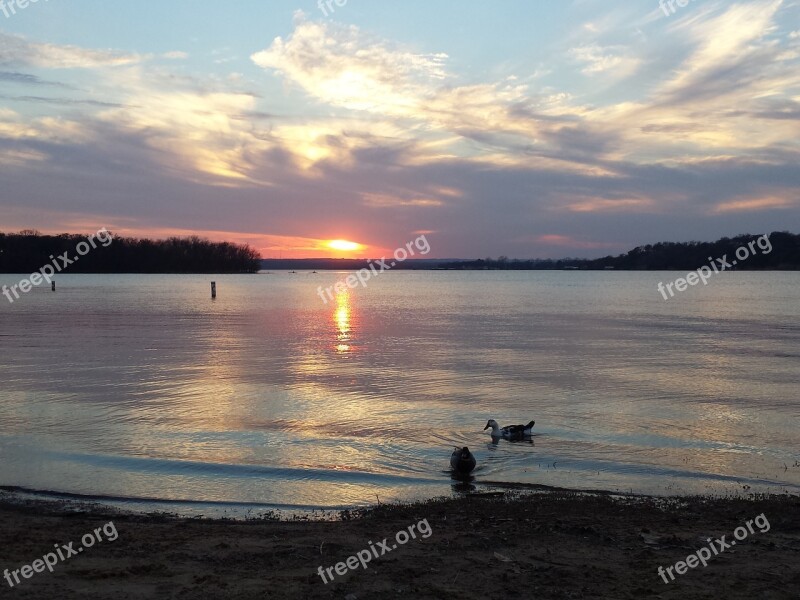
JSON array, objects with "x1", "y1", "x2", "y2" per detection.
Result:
[
  {"x1": 211, "y1": 281, "x2": 217, "y2": 299},
  {"x1": 51, "y1": 281, "x2": 56, "y2": 291}
]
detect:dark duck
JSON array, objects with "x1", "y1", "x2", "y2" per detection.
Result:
[{"x1": 450, "y1": 446, "x2": 477, "y2": 475}]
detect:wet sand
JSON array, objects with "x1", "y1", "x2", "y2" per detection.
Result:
[{"x1": 0, "y1": 489, "x2": 798, "y2": 599}]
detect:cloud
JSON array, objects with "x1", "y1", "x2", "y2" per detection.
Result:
[
  {"x1": 568, "y1": 44, "x2": 641, "y2": 76},
  {"x1": 0, "y1": 108, "x2": 90, "y2": 143},
  {"x1": 712, "y1": 195, "x2": 796, "y2": 214},
  {"x1": 0, "y1": 71, "x2": 70, "y2": 87},
  {"x1": 250, "y1": 17, "x2": 599, "y2": 174},
  {"x1": 362, "y1": 193, "x2": 444, "y2": 208},
  {"x1": 565, "y1": 197, "x2": 655, "y2": 213},
  {"x1": 593, "y1": 0, "x2": 800, "y2": 166},
  {"x1": 252, "y1": 19, "x2": 449, "y2": 114},
  {"x1": 0, "y1": 95, "x2": 122, "y2": 107},
  {"x1": 657, "y1": 0, "x2": 787, "y2": 103},
  {"x1": 0, "y1": 32, "x2": 142, "y2": 69},
  {"x1": 97, "y1": 81, "x2": 270, "y2": 183}
]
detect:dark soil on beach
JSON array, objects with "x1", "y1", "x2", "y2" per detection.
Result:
[{"x1": 0, "y1": 490, "x2": 798, "y2": 599}]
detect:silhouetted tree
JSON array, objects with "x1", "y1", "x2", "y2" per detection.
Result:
[{"x1": 0, "y1": 232, "x2": 261, "y2": 273}]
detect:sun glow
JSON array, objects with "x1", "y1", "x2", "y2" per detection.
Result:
[{"x1": 327, "y1": 239, "x2": 363, "y2": 252}]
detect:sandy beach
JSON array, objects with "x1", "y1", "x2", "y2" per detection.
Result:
[{"x1": 0, "y1": 489, "x2": 797, "y2": 599}]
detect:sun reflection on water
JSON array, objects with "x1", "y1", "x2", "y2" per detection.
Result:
[{"x1": 334, "y1": 286, "x2": 352, "y2": 353}]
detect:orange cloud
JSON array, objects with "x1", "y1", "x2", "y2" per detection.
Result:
[
  {"x1": 712, "y1": 196, "x2": 795, "y2": 214},
  {"x1": 362, "y1": 193, "x2": 443, "y2": 208},
  {"x1": 566, "y1": 197, "x2": 655, "y2": 213}
]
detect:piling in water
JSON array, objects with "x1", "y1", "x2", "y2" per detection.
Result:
[{"x1": 211, "y1": 281, "x2": 217, "y2": 299}]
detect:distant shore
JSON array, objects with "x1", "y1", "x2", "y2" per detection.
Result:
[
  {"x1": 262, "y1": 231, "x2": 800, "y2": 272},
  {"x1": 1, "y1": 489, "x2": 797, "y2": 599},
  {"x1": 260, "y1": 262, "x2": 800, "y2": 271}
]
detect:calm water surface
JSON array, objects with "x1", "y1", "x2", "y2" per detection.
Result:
[{"x1": 0, "y1": 272, "x2": 798, "y2": 514}]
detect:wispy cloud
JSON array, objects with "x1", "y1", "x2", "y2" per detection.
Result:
[
  {"x1": 362, "y1": 193, "x2": 444, "y2": 208},
  {"x1": 713, "y1": 195, "x2": 796, "y2": 213},
  {"x1": 0, "y1": 71, "x2": 70, "y2": 87},
  {"x1": 0, "y1": 32, "x2": 142, "y2": 69},
  {"x1": 568, "y1": 44, "x2": 641, "y2": 76}
]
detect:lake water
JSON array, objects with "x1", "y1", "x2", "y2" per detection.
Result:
[{"x1": 1, "y1": 272, "x2": 798, "y2": 515}]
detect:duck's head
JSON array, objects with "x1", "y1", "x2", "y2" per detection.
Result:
[{"x1": 484, "y1": 419, "x2": 499, "y2": 432}]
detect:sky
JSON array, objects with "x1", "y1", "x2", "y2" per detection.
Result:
[{"x1": 0, "y1": 0, "x2": 798, "y2": 258}]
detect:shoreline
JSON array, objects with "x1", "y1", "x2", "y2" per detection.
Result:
[
  {"x1": 5, "y1": 480, "x2": 791, "y2": 522},
  {"x1": 0, "y1": 489, "x2": 797, "y2": 599}
]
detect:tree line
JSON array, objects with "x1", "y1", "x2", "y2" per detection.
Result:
[
  {"x1": 439, "y1": 232, "x2": 800, "y2": 270},
  {"x1": 0, "y1": 231, "x2": 262, "y2": 273}
]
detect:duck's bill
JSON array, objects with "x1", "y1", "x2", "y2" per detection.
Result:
[{"x1": 483, "y1": 424, "x2": 490, "y2": 430}]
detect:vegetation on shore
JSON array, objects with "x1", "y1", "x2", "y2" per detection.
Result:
[
  {"x1": 441, "y1": 231, "x2": 800, "y2": 271},
  {"x1": 0, "y1": 231, "x2": 262, "y2": 274}
]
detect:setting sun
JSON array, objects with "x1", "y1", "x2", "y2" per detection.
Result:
[{"x1": 327, "y1": 240, "x2": 363, "y2": 252}]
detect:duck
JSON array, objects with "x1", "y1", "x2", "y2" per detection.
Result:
[
  {"x1": 484, "y1": 419, "x2": 535, "y2": 439},
  {"x1": 450, "y1": 446, "x2": 477, "y2": 475}
]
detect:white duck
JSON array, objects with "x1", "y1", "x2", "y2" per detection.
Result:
[{"x1": 484, "y1": 419, "x2": 535, "y2": 439}]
